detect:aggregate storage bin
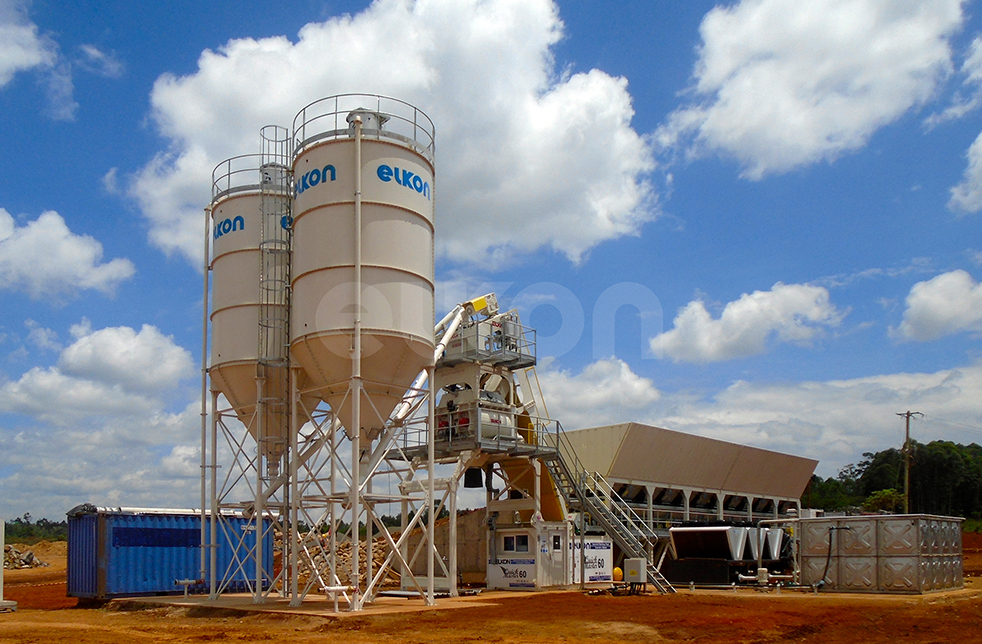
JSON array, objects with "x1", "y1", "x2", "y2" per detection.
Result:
[
  {"x1": 67, "y1": 505, "x2": 273, "y2": 599},
  {"x1": 799, "y1": 514, "x2": 963, "y2": 593}
]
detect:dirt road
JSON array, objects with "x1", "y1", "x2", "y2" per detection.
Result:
[{"x1": 3, "y1": 538, "x2": 982, "y2": 643}]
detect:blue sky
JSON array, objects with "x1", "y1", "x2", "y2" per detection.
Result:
[{"x1": 3, "y1": 0, "x2": 982, "y2": 519}]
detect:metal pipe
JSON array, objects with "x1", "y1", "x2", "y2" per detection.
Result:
[
  {"x1": 200, "y1": 204, "x2": 211, "y2": 580},
  {"x1": 350, "y1": 113, "x2": 363, "y2": 610},
  {"x1": 255, "y1": 376, "x2": 265, "y2": 603},
  {"x1": 209, "y1": 389, "x2": 219, "y2": 599},
  {"x1": 427, "y1": 364, "x2": 436, "y2": 604},
  {"x1": 289, "y1": 368, "x2": 299, "y2": 606},
  {"x1": 394, "y1": 306, "x2": 466, "y2": 422}
]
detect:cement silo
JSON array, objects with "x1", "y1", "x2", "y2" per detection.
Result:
[
  {"x1": 209, "y1": 153, "x2": 265, "y2": 432},
  {"x1": 290, "y1": 95, "x2": 436, "y2": 438},
  {"x1": 209, "y1": 146, "x2": 316, "y2": 462}
]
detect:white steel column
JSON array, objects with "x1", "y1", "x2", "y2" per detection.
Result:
[
  {"x1": 1, "y1": 518, "x2": 13, "y2": 611},
  {"x1": 254, "y1": 377, "x2": 265, "y2": 603},
  {"x1": 350, "y1": 113, "x2": 364, "y2": 611},
  {"x1": 289, "y1": 368, "x2": 300, "y2": 606},
  {"x1": 209, "y1": 389, "x2": 219, "y2": 600},
  {"x1": 200, "y1": 204, "x2": 211, "y2": 581},
  {"x1": 426, "y1": 365, "x2": 436, "y2": 605}
]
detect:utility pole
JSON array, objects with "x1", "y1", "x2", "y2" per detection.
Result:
[{"x1": 896, "y1": 410, "x2": 922, "y2": 513}]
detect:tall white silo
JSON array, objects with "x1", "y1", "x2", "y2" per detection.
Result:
[
  {"x1": 209, "y1": 151, "x2": 316, "y2": 461},
  {"x1": 290, "y1": 95, "x2": 436, "y2": 438},
  {"x1": 209, "y1": 154, "x2": 265, "y2": 430}
]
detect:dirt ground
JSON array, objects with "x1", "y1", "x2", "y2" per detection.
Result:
[{"x1": 3, "y1": 536, "x2": 982, "y2": 643}]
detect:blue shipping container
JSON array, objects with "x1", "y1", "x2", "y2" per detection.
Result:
[{"x1": 67, "y1": 505, "x2": 274, "y2": 599}]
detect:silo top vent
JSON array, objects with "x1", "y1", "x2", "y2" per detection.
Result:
[{"x1": 346, "y1": 108, "x2": 389, "y2": 131}]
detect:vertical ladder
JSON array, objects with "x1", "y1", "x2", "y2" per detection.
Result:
[
  {"x1": 257, "y1": 125, "x2": 293, "y2": 471},
  {"x1": 543, "y1": 427, "x2": 675, "y2": 594}
]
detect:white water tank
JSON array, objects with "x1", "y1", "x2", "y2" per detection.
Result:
[{"x1": 290, "y1": 95, "x2": 436, "y2": 439}]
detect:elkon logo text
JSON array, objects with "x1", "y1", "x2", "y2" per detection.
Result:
[
  {"x1": 377, "y1": 164, "x2": 430, "y2": 200},
  {"x1": 214, "y1": 216, "x2": 244, "y2": 239}
]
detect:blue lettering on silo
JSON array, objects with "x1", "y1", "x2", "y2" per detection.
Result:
[
  {"x1": 213, "y1": 216, "x2": 246, "y2": 240},
  {"x1": 375, "y1": 163, "x2": 430, "y2": 201},
  {"x1": 295, "y1": 164, "x2": 337, "y2": 197}
]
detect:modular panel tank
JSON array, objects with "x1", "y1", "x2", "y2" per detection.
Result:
[{"x1": 290, "y1": 95, "x2": 436, "y2": 438}]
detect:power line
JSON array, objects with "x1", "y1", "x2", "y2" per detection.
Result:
[{"x1": 918, "y1": 413, "x2": 982, "y2": 438}]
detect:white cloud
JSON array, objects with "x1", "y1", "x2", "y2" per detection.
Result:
[
  {"x1": 130, "y1": 0, "x2": 654, "y2": 266},
  {"x1": 76, "y1": 43, "x2": 123, "y2": 78},
  {"x1": 538, "y1": 358, "x2": 982, "y2": 478},
  {"x1": 925, "y1": 36, "x2": 982, "y2": 128},
  {"x1": 59, "y1": 323, "x2": 194, "y2": 392},
  {"x1": 24, "y1": 319, "x2": 61, "y2": 351},
  {"x1": 892, "y1": 269, "x2": 982, "y2": 341},
  {"x1": 538, "y1": 357, "x2": 660, "y2": 428},
  {"x1": 0, "y1": 208, "x2": 135, "y2": 300},
  {"x1": 0, "y1": 0, "x2": 56, "y2": 87},
  {"x1": 657, "y1": 0, "x2": 964, "y2": 179},
  {"x1": 650, "y1": 282, "x2": 843, "y2": 363},
  {"x1": 0, "y1": 0, "x2": 76, "y2": 119},
  {"x1": 0, "y1": 366, "x2": 156, "y2": 424},
  {"x1": 949, "y1": 130, "x2": 982, "y2": 212},
  {"x1": 0, "y1": 321, "x2": 193, "y2": 423},
  {"x1": 0, "y1": 322, "x2": 200, "y2": 517},
  {"x1": 0, "y1": 401, "x2": 201, "y2": 518}
]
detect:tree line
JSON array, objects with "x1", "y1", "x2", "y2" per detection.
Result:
[
  {"x1": 801, "y1": 439, "x2": 982, "y2": 519},
  {"x1": 4, "y1": 514, "x2": 68, "y2": 543}
]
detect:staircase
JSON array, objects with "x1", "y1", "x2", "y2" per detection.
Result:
[{"x1": 544, "y1": 425, "x2": 675, "y2": 594}]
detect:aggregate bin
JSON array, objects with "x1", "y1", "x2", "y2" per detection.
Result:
[{"x1": 67, "y1": 505, "x2": 273, "y2": 599}]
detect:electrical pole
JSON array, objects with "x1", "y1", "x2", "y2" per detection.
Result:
[{"x1": 896, "y1": 410, "x2": 922, "y2": 513}]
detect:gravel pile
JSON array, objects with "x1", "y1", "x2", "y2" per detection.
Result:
[{"x1": 3, "y1": 544, "x2": 49, "y2": 570}]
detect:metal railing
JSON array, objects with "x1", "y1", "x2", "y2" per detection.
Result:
[
  {"x1": 396, "y1": 407, "x2": 561, "y2": 455},
  {"x1": 212, "y1": 153, "x2": 265, "y2": 200},
  {"x1": 544, "y1": 427, "x2": 675, "y2": 593},
  {"x1": 292, "y1": 93, "x2": 435, "y2": 163}
]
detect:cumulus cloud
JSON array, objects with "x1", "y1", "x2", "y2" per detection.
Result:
[
  {"x1": 538, "y1": 357, "x2": 660, "y2": 428},
  {"x1": 59, "y1": 322, "x2": 194, "y2": 392},
  {"x1": 537, "y1": 357, "x2": 982, "y2": 478},
  {"x1": 650, "y1": 282, "x2": 843, "y2": 363},
  {"x1": 0, "y1": 208, "x2": 135, "y2": 300},
  {"x1": 657, "y1": 0, "x2": 964, "y2": 179},
  {"x1": 0, "y1": 322, "x2": 200, "y2": 517},
  {"x1": 0, "y1": 320, "x2": 193, "y2": 422},
  {"x1": 0, "y1": 0, "x2": 77, "y2": 119},
  {"x1": 130, "y1": 0, "x2": 654, "y2": 266},
  {"x1": 949, "y1": 131, "x2": 982, "y2": 212},
  {"x1": 24, "y1": 319, "x2": 61, "y2": 351},
  {"x1": 893, "y1": 270, "x2": 982, "y2": 341},
  {"x1": 0, "y1": 0, "x2": 56, "y2": 87}
]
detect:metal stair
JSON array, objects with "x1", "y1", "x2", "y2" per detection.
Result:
[{"x1": 543, "y1": 425, "x2": 675, "y2": 594}]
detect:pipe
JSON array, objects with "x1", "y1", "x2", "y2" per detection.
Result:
[
  {"x1": 209, "y1": 389, "x2": 218, "y2": 599},
  {"x1": 200, "y1": 204, "x2": 211, "y2": 580},
  {"x1": 350, "y1": 113, "x2": 363, "y2": 610},
  {"x1": 427, "y1": 364, "x2": 436, "y2": 605},
  {"x1": 393, "y1": 306, "x2": 467, "y2": 422}
]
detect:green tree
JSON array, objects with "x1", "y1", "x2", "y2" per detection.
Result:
[{"x1": 862, "y1": 488, "x2": 904, "y2": 513}]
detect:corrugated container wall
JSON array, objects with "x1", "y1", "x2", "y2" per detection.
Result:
[{"x1": 67, "y1": 507, "x2": 273, "y2": 599}]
